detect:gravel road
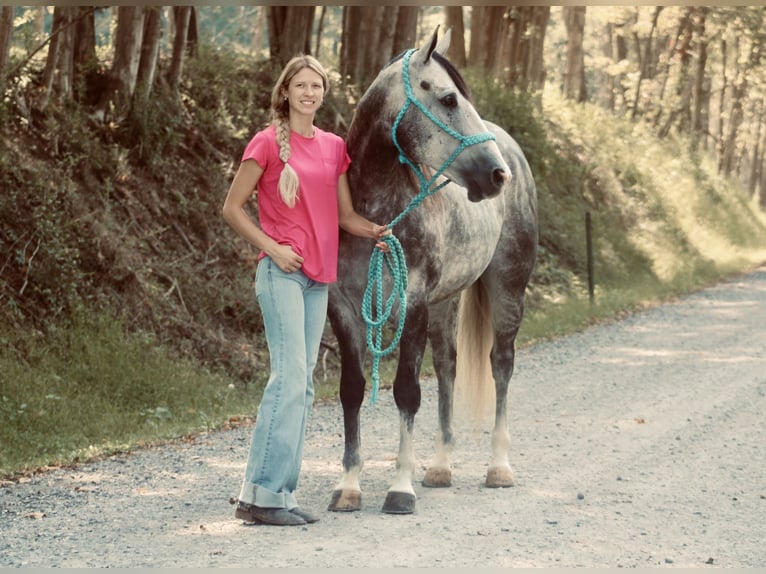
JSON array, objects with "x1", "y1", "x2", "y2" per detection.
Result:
[{"x1": 2, "y1": 266, "x2": 765, "y2": 568}]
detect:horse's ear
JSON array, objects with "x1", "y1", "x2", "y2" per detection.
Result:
[
  {"x1": 434, "y1": 27, "x2": 452, "y2": 56},
  {"x1": 422, "y1": 25, "x2": 441, "y2": 62}
]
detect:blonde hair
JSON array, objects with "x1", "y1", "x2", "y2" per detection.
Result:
[{"x1": 270, "y1": 54, "x2": 329, "y2": 207}]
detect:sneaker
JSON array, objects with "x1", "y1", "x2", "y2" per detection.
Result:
[{"x1": 234, "y1": 501, "x2": 306, "y2": 526}]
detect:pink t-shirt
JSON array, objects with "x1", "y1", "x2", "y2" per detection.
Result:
[{"x1": 241, "y1": 124, "x2": 351, "y2": 283}]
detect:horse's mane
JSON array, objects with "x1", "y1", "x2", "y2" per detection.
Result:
[{"x1": 385, "y1": 50, "x2": 473, "y2": 103}]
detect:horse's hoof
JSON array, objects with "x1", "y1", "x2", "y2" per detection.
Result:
[
  {"x1": 327, "y1": 489, "x2": 362, "y2": 512},
  {"x1": 382, "y1": 491, "x2": 417, "y2": 514},
  {"x1": 486, "y1": 466, "x2": 515, "y2": 488},
  {"x1": 422, "y1": 466, "x2": 452, "y2": 487}
]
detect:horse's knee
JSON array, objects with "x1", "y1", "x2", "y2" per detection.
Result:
[{"x1": 393, "y1": 381, "x2": 421, "y2": 416}]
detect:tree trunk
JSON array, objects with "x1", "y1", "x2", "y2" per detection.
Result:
[
  {"x1": 314, "y1": 6, "x2": 326, "y2": 58},
  {"x1": 717, "y1": 38, "x2": 727, "y2": 172},
  {"x1": 267, "y1": 6, "x2": 314, "y2": 66},
  {"x1": 759, "y1": 130, "x2": 766, "y2": 209},
  {"x1": 690, "y1": 7, "x2": 709, "y2": 143},
  {"x1": 502, "y1": 6, "x2": 549, "y2": 90},
  {"x1": 527, "y1": 6, "x2": 550, "y2": 91},
  {"x1": 721, "y1": 76, "x2": 747, "y2": 176},
  {"x1": 187, "y1": 7, "x2": 198, "y2": 58},
  {"x1": 444, "y1": 6, "x2": 466, "y2": 67},
  {"x1": 468, "y1": 6, "x2": 505, "y2": 74},
  {"x1": 360, "y1": 6, "x2": 384, "y2": 85},
  {"x1": 632, "y1": 6, "x2": 663, "y2": 118},
  {"x1": 468, "y1": 7, "x2": 492, "y2": 70},
  {"x1": 370, "y1": 6, "x2": 398, "y2": 77},
  {"x1": 392, "y1": 6, "x2": 418, "y2": 56},
  {"x1": 340, "y1": 6, "x2": 416, "y2": 88},
  {"x1": 0, "y1": 6, "x2": 13, "y2": 92},
  {"x1": 563, "y1": 6, "x2": 587, "y2": 102},
  {"x1": 167, "y1": 6, "x2": 190, "y2": 92},
  {"x1": 250, "y1": 7, "x2": 267, "y2": 58},
  {"x1": 136, "y1": 6, "x2": 162, "y2": 100},
  {"x1": 39, "y1": 6, "x2": 80, "y2": 110},
  {"x1": 72, "y1": 7, "x2": 97, "y2": 96},
  {"x1": 93, "y1": 6, "x2": 144, "y2": 121},
  {"x1": 749, "y1": 98, "x2": 763, "y2": 197}
]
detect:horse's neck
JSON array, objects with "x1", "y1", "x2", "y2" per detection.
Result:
[{"x1": 347, "y1": 124, "x2": 412, "y2": 218}]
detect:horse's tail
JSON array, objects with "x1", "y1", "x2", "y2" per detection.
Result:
[{"x1": 454, "y1": 281, "x2": 495, "y2": 426}]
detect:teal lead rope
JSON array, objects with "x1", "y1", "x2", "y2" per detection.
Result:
[{"x1": 362, "y1": 49, "x2": 497, "y2": 404}]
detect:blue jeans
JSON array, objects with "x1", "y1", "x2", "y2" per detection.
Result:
[{"x1": 238, "y1": 256, "x2": 329, "y2": 509}]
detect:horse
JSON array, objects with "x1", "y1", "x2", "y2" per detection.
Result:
[{"x1": 327, "y1": 27, "x2": 538, "y2": 515}]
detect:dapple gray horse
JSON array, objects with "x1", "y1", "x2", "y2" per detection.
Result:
[{"x1": 327, "y1": 28, "x2": 538, "y2": 514}]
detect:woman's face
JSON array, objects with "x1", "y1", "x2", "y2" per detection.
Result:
[{"x1": 284, "y1": 68, "x2": 324, "y2": 118}]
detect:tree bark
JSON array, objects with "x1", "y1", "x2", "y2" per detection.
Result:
[
  {"x1": 39, "y1": 6, "x2": 80, "y2": 110},
  {"x1": 93, "y1": 6, "x2": 144, "y2": 120},
  {"x1": 444, "y1": 6, "x2": 466, "y2": 68},
  {"x1": 691, "y1": 7, "x2": 709, "y2": 143},
  {"x1": 250, "y1": 6, "x2": 267, "y2": 58},
  {"x1": 0, "y1": 6, "x2": 14, "y2": 92},
  {"x1": 502, "y1": 6, "x2": 549, "y2": 90},
  {"x1": 136, "y1": 6, "x2": 162, "y2": 100},
  {"x1": 392, "y1": 6, "x2": 418, "y2": 56},
  {"x1": 467, "y1": 7, "x2": 492, "y2": 70},
  {"x1": 340, "y1": 6, "x2": 417, "y2": 88},
  {"x1": 631, "y1": 6, "x2": 663, "y2": 118},
  {"x1": 527, "y1": 7, "x2": 550, "y2": 91},
  {"x1": 167, "y1": 6, "x2": 190, "y2": 92},
  {"x1": 314, "y1": 6, "x2": 326, "y2": 58},
  {"x1": 72, "y1": 6, "x2": 97, "y2": 100},
  {"x1": 563, "y1": 6, "x2": 587, "y2": 102},
  {"x1": 267, "y1": 6, "x2": 314, "y2": 66},
  {"x1": 748, "y1": 98, "x2": 763, "y2": 196},
  {"x1": 360, "y1": 6, "x2": 384, "y2": 85}
]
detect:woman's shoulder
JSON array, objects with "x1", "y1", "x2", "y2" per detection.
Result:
[
  {"x1": 250, "y1": 124, "x2": 277, "y2": 143},
  {"x1": 315, "y1": 127, "x2": 346, "y2": 149}
]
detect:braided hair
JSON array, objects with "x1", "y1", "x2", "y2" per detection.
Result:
[{"x1": 269, "y1": 55, "x2": 329, "y2": 207}]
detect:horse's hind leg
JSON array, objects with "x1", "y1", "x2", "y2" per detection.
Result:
[
  {"x1": 486, "y1": 290, "x2": 527, "y2": 488},
  {"x1": 422, "y1": 298, "x2": 459, "y2": 487}
]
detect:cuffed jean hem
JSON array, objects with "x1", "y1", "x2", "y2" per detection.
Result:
[{"x1": 238, "y1": 481, "x2": 298, "y2": 510}]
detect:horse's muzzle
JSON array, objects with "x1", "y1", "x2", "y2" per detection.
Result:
[{"x1": 492, "y1": 167, "x2": 511, "y2": 191}]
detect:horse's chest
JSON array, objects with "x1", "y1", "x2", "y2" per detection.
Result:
[{"x1": 418, "y1": 195, "x2": 502, "y2": 299}]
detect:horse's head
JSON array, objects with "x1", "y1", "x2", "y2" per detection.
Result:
[{"x1": 376, "y1": 27, "x2": 511, "y2": 202}]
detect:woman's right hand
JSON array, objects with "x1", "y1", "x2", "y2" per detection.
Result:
[{"x1": 270, "y1": 244, "x2": 304, "y2": 273}]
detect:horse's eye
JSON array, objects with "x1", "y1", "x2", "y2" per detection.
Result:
[{"x1": 440, "y1": 93, "x2": 457, "y2": 109}]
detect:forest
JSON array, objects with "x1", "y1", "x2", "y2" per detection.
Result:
[
  {"x1": 2, "y1": 6, "x2": 766, "y2": 475},
  {"x1": 3, "y1": 6, "x2": 765, "y2": 199}
]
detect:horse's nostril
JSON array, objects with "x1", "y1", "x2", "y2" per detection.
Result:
[{"x1": 492, "y1": 168, "x2": 510, "y2": 188}]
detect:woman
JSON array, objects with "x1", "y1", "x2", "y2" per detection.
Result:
[{"x1": 222, "y1": 55, "x2": 389, "y2": 526}]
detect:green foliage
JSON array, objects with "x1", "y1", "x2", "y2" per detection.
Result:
[
  {"x1": 0, "y1": 311, "x2": 258, "y2": 477},
  {"x1": 183, "y1": 44, "x2": 275, "y2": 152}
]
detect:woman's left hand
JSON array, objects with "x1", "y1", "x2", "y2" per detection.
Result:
[{"x1": 373, "y1": 224, "x2": 392, "y2": 252}]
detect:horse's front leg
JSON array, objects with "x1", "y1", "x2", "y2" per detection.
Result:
[
  {"x1": 382, "y1": 299, "x2": 429, "y2": 514},
  {"x1": 327, "y1": 289, "x2": 367, "y2": 512}
]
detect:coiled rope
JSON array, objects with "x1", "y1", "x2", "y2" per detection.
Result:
[{"x1": 362, "y1": 49, "x2": 496, "y2": 403}]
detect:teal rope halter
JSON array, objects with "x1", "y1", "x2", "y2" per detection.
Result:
[{"x1": 362, "y1": 48, "x2": 497, "y2": 403}]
